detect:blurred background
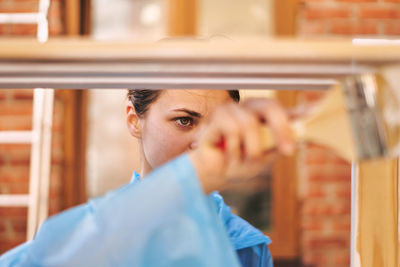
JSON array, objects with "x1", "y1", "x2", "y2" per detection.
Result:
[{"x1": 0, "y1": 0, "x2": 399, "y2": 266}]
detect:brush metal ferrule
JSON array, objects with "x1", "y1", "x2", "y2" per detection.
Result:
[{"x1": 341, "y1": 74, "x2": 388, "y2": 160}]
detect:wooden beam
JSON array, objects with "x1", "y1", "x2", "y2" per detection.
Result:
[
  {"x1": 0, "y1": 38, "x2": 399, "y2": 63},
  {"x1": 352, "y1": 158, "x2": 399, "y2": 267},
  {"x1": 60, "y1": 90, "x2": 87, "y2": 209},
  {"x1": 64, "y1": 0, "x2": 81, "y2": 35},
  {"x1": 351, "y1": 66, "x2": 400, "y2": 266},
  {"x1": 167, "y1": 0, "x2": 197, "y2": 36},
  {"x1": 60, "y1": 0, "x2": 89, "y2": 209},
  {"x1": 268, "y1": 90, "x2": 299, "y2": 259},
  {"x1": 274, "y1": 0, "x2": 299, "y2": 36}
]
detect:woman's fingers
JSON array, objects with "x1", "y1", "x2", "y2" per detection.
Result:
[
  {"x1": 243, "y1": 98, "x2": 295, "y2": 156},
  {"x1": 201, "y1": 106, "x2": 241, "y2": 163},
  {"x1": 225, "y1": 104, "x2": 263, "y2": 160},
  {"x1": 193, "y1": 98, "x2": 295, "y2": 192}
]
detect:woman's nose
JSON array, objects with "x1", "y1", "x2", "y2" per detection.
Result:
[
  {"x1": 189, "y1": 140, "x2": 198, "y2": 150},
  {"x1": 188, "y1": 123, "x2": 207, "y2": 150}
]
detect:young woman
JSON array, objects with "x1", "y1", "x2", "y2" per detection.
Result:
[{"x1": 1, "y1": 89, "x2": 293, "y2": 267}]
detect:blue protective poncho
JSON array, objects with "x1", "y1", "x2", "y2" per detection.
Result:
[
  {"x1": 1, "y1": 153, "x2": 272, "y2": 267},
  {"x1": 131, "y1": 172, "x2": 273, "y2": 267}
]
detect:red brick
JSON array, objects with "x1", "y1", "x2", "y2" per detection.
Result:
[
  {"x1": 301, "y1": 219, "x2": 325, "y2": 231},
  {"x1": 329, "y1": 202, "x2": 351, "y2": 216},
  {"x1": 334, "y1": 184, "x2": 351, "y2": 199},
  {"x1": 305, "y1": 151, "x2": 330, "y2": 165},
  {"x1": 304, "y1": 7, "x2": 351, "y2": 20},
  {"x1": 49, "y1": 198, "x2": 61, "y2": 215},
  {"x1": 48, "y1": 0, "x2": 62, "y2": 19},
  {"x1": 301, "y1": 202, "x2": 350, "y2": 216},
  {"x1": 0, "y1": 174, "x2": 29, "y2": 183},
  {"x1": 359, "y1": 8, "x2": 400, "y2": 19},
  {"x1": 49, "y1": 20, "x2": 64, "y2": 36},
  {"x1": 306, "y1": 185, "x2": 326, "y2": 198},
  {"x1": 330, "y1": 20, "x2": 378, "y2": 35},
  {"x1": 335, "y1": 0, "x2": 376, "y2": 2},
  {"x1": 1, "y1": 162, "x2": 30, "y2": 173},
  {"x1": 0, "y1": 116, "x2": 33, "y2": 130},
  {"x1": 307, "y1": 236, "x2": 348, "y2": 248},
  {"x1": 7, "y1": 147, "x2": 31, "y2": 165},
  {"x1": 302, "y1": 252, "x2": 327, "y2": 266},
  {"x1": 13, "y1": 90, "x2": 33, "y2": 100},
  {"x1": 12, "y1": 220, "x2": 27, "y2": 233},
  {"x1": 298, "y1": 21, "x2": 326, "y2": 36},
  {"x1": 0, "y1": 24, "x2": 11, "y2": 35},
  {"x1": 0, "y1": 102, "x2": 33, "y2": 116},
  {"x1": 11, "y1": 24, "x2": 37, "y2": 36},
  {"x1": 334, "y1": 253, "x2": 351, "y2": 265},
  {"x1": 0, "y1": 182, "x2": 29, "y2": 194},
  {"x1": 49, "y1": 186, "x2": 61, "y2": 200},
  {"x1": 332, "y1": 221, "x2": 351, "y2": 232},
  {"x1": 0, "y1": 232, "x2": 26, "y2": 244},
  {"x1": 50, "y1": 155, "x2": 62, "y2": 165},
  {"x1": 52, "y1": 109, "x2": 64, "y2": 133},
  {"x1": 0, "y1": 240, "x2": 26, "y2": 254},
  {"x1": 332, "y1": 156, "x2": 350, "y2": 166},
  {"x1": 0, "y1": 1, "x2": 39, "y2": 13},
  {"x1": 4, "y1": 148, "x2": 31, "y2": 162},
  {"x1": 384, "y1": 22, "x2": 400, "y2": 35},
  {"x1": 309, "y1": 174, "x2": 350, "y2": 182},
  {"x1": 0, "y1": 91, "x2": 7, "y2": 100},
  {"x1": 0, "y1": 216, "x2": 28, "y2": 231},
  {"x1": 300, "y1": 0, "x2": 328, "y2": 3},
  {"x1": 0, "y1": 207, "x2": 27, "y2": 217},
  {"x1": 9, "y1": 157, "x2": 30, "y2": 166},
  {"x1": 0, "y1": 144, "x2": 30, "y2": 152}
]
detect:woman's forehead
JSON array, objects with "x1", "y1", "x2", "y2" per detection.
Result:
[{"x1": 160, "y1": 89, "x2": 231, "y2": 108}]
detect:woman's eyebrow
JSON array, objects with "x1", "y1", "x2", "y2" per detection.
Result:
[{"x1": 172, "y1": 108, "x2": 202, "y2": 118}]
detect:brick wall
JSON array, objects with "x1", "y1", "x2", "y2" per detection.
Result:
[
  {"x1": 296, "y1": 90, "x2": 353, "y2": 267},
  {"x1": 298, "y1": 143, "x2": 351, "y2": 267},
  {"x1": 295, "y1": 90, "x2": 352, "y2": 267},
  {"x1": 0, "y1": 0, "x2": 65, "y2": 254},
  {"x1": 298, "y1": 0, "x2": 400, "y2": 37},
  {"x1": 296, "y1": 1, "x2": 400, "y2": 266}
]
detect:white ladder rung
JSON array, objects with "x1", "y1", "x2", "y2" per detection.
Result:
[
  {"x1": 0, "y1": 131, "x2": 33, "y2": 144},
  {"x1": 0, "y1": 13, "x2": 40, "y2": 24},
  {"x1": 0, "y1": 194, "x2": 29, "y2": 207}
]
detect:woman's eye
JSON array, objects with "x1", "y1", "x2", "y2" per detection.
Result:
[{"x1": 175, "y1": 117, "x2": 193, "y2": 127}]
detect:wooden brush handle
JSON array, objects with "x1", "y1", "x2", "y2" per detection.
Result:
[
  {"x1": 216, "y1": 86, "x2": 356, "y2": 162},
  {"x1": 259, "y1": 86, "x2": 356, "y2": 161},
  {"x1": 215, "y1": 125, "x2": 290, "y2": 153}
]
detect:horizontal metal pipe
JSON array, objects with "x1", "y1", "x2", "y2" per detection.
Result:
[{"x1": 0, "y1": 77, "x2": 337, "y2": 90}]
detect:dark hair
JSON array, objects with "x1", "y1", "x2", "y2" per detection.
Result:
[{"x1": 128, "y1": 89, "x2": 240, "y2": 116}]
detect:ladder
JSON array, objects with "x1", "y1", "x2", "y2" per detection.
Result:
[{"x1": 0, "y1": 0, "x2": 54, "y2": 240}]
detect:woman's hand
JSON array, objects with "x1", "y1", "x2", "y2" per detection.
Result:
[{"x1": 189, "y1": 98, "x2": 295, "y2": 194}]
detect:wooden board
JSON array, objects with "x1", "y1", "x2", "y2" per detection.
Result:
[{"x1": 352, "y1": 158, "x2": 399, "y2": 267}]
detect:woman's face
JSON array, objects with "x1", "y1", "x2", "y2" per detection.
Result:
[{"x1": 129, "y1": 90, "x2": 233, "y2": 173}]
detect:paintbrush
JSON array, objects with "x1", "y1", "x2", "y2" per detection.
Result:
[{"x1": 218, "y1": 72, "x2": 399, "y2": 162}]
